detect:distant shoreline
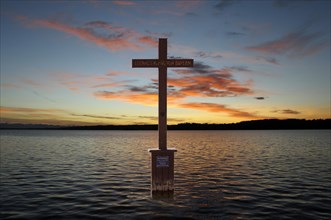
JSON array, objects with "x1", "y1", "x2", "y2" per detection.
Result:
[{"x1": 1, "y1": 119, "x2": 330, "y2": 130}]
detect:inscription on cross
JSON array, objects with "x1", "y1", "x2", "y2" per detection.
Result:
[{"x1": 132, "y1": 38, "x2": 194, "y2": 150}]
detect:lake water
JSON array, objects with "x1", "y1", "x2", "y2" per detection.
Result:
[{"x1": 1, "y1": 130, "x2": 330, "y2": 219}]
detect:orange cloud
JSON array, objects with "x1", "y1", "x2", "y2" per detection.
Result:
[
  {"x1": 94, "y1": 91, "x2": 158, "y2": 105},
  {"x1": 0, "y1": 106, "x2": 65, "y2": 113},
  {"x1": 0, "y1": 106, "x2": 121, "y2": 126},
  {"x1": 0, "y1": 106, "x2": 69, "y2": 124},
  {"x1": 62, "y1": 81, "x2": 79, "y2": 86},
  {"x1": 178, "y1": 102, "x2": 263, "y2": 119},
  {"x1": 106, "y1": 70, "x2": 132, "y2": 76},
  {"x1": 93, "y1": 89, "x2": 184, "y2": 106},
  {"x1": 92, "y1": 86, "x2": 259, "y2": 120},
  {"x1": 69, "y1": 87, "x2": 80, "y2": 91},
  {"x1": 169, "y1": 68, "x2": 253, "y2": 98},
  {"x1": 17, "y1": 16, "x2": 158, "y2": 51},
  {"x1": 92, "y1": 62, "x2": 255, "y2": 116},
  {"x1": 0, "y1": 117, "x2": 104, "y2": 126}
]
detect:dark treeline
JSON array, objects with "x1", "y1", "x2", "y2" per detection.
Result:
[
  {"x1": 172, "y1": 119, "x2": 331, "y2": 130},
  {"x1": 1, "y1": 119, "x2": 330, "y2": 130}
]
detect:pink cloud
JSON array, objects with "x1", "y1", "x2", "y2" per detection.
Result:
[
  {"x1": 246, "y1": 30, "x2": 329, "y2": 58},
  {"x1": 112, "y1": 1, "x2": 136, "y2": 6},
  {"x1": 0, "y1": 83, "x2": 21, "y2": 89},
  {"x1": 175, "y1": 0, "x2": 203, "y2": 10},
  {"x1": 22, "y1": 79, "x2": 42, "y2": 87},
  {"x1": 138, "y1": 36, "x2": 158, "y2": 47},
  {"x1": 51, "y1": 70, "x2": 135, "y2": 92},
  {"x1": 36, "y1": 20, "x2": 140, "y2": 51},
  {"x1": 17, "y1": 16, "x2": 159, "y2": 51}
]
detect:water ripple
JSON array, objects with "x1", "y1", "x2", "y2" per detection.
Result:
[{"x1": 1, "y1": 130, "x2": 330, "y2": 219}]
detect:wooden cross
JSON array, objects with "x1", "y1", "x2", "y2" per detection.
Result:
[{"x1": 132, "y1": 38, "x2": 194, "y2": 150}]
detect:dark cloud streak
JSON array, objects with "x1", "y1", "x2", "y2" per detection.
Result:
[
  {"x1": 226, "y1": 31, "x2": 245, "y2": 36},
  {"x1": 71, "y1": 114, "x2": 120, "y2": 120},
  {"x1": 194, "y1": 51, "x2": 223, "y2": 59},
  {"x1": 273, "y1": 109, "x2": 301, "y2": 115},
  {"x1": 214, "y1": 0, "x2": 236, "y2": 12},
  {"x1": 255, "y1": 97, "x2": 265, "y2": 100}
]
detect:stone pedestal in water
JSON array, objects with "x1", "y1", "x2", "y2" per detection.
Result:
[{"x1": 149, "y1": 148, "x2": 176, "y2": 197}]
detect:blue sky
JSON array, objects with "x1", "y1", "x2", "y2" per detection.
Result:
[{"x1": 1, "y1": 0, "x2": 330, "y2": 125}]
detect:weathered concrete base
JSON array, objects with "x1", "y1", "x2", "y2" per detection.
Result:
[{"x1": 149, "y1": 148, "x2": 176, "y2": 197}]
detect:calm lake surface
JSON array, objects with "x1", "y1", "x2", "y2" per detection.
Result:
[{"x1": 1, "y1": 130, "x2": 330, "y2": 219}]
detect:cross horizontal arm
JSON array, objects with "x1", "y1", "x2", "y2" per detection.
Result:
[{"x1": 132, "y1": 59, "x2": 194, "y2": 68}]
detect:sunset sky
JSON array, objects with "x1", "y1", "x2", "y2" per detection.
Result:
[{"x1": 1, "y1": 0, "x2": 330, "y2": 126}]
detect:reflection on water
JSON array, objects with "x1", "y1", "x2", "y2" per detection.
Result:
[{"x1": 1, "y1": 130, "x2": 330, "y2": 219}]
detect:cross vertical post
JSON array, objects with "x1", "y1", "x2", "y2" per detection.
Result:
[
  {"x1": 132, "y1": 38, "x2": 194, "y2": 196},
  {"x1": 158, "y1": 38, "x2": 167, "y2": 151}
]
